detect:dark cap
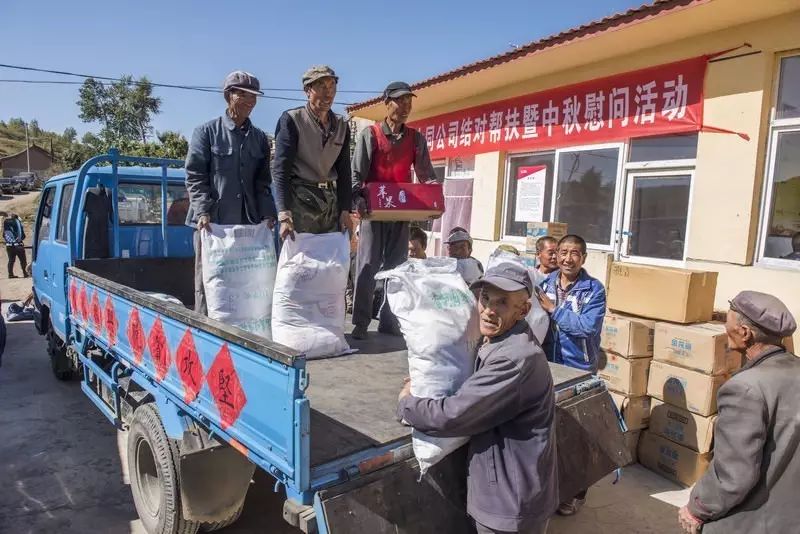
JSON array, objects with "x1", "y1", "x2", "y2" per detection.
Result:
[
  {"x1": 302, "y1": 65, "x2": 338, "y2": 87},
  {"x1": 223, "y1": 70, "x2": 263, "y2": 95},
  {"x1": 383, "y1": 81, "x2": 416, "y2": 100},
  {"x1": 470, "y1": 261, "x2": 533, "y2": 296},
  {"x1": 730, "y1": 291, "x2": 797, "y2": 338}
]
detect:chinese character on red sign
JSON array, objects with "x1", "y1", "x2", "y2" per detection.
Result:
[
  {"x1": 126, "y1": 308, "x2": 146, "y2": 364},
  {"x1": 79, "y1": 285, "x2": 90, "y2": 323},
  {"x1": 176, "y1": 329, "x2": 203, "y2": 404},
  {"x1": 90, "y1": 290, "x2": 102, "y2": 331},
  {"x1": 207, "y1": 343, "x2": 247, "y2": 429},
  {"x1": 104, "y1": 296, "x2": 118, "y2": 346},
  {"x1": 148, "y1": 317, "x2": 171, "y2": 382}
]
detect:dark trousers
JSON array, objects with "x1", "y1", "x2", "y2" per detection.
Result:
[
  {"x1": 6, "y1": 245, "x2": 26, "y2": 277},
  {"x1": 474, "y1": 519, "x2": 549, "y2": 534},
  {"x1": 352, "y1": 221, "x2": 409, "y2": 328},
  {"x1": 193, "y1": 231, "x2": 207, "y2": 315}
]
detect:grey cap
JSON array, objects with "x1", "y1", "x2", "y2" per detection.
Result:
[
  {"x1": 383, "y1": 81, "x2": 416, "y2": 100},
  {"x1": 445, "y1": 229, "x2": 472, "y2": 244},
  {"x1": 302, "y1": 65, "x2": 338, "y2": 87},
  {"x1": 471, "y1": 261, "x2": 533, "y2": 296},
  {"x1": 730, "y1": 291, "x2": 797, "y2": 338},
  {"x1": 223, "y1": 70, "x2": 263, "y2": 95}
]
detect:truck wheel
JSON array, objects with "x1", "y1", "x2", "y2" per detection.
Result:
[
  {"x1": 47, "y1": 319, "x2": 73, "y2": 381},
  {"x1": 199, "y1": 503, "x2": 244, "y2": 532},
  {"x1": 128, "y1": 404, "x2": 200, "y2": 534}
]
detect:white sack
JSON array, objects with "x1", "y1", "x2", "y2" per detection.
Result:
[
  {"x1": 201, "y1": 223, "x2": 276, "y2": 338},
  {"x1": 456, "y1": 257, "x2": 483, "y2": 286},
  {"x1": 485, "y1": 249, "x2": 550, "y2": 344},
  {"x1": 376, "y1": 257, "x2": 480, "y2": 475},
  {"x1": 272, "y1": 232, "x2": 351, "y2": 359}
]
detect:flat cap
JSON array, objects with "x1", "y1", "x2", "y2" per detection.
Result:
[
  {"x1": 383, "y1": 81, "x2": 416, "y2": 100},
  {"x1": 471, "y1": 260, "x2": 533, "y2": 296},
  {"x1": 445, "y1": 229, "x2": 472, "y2": 244},
  {"x1": 730, "y1": 291, "x2": 797, "y2": 338},
  {"x1": 302, "y1": 65, "x2": 338, "y2": 87},
  {"x1": 223, "y1": 70, "x2": 263, "y2": 95}
]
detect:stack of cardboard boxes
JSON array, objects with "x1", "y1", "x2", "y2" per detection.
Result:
[{"x1": 602, "y1": 263, "x2": 741, "y2": 487}]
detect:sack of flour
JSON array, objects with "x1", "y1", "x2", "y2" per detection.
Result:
[
  {"x1": 201, "y1": 223, "x2": 277, "y2": 338},
  {"x1": 485, "y1": 249, "x2": 549, "y2": 344},
  {"x1": 272, "y1": 232, "x2": 351, "y2": 359},
  {"x1": 376, "y1": 257, "x2": 480, "y2": 475}
]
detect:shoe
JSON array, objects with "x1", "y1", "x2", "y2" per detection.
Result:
[
  {"x1": 556, "y1": 497, "x2": 586, "y2": 516},
  {"x1": 8, "y1": 275, "x2": 17, "y2": 279},
  {"x1": 351, "y1": 325, "x2": 368, "y2": 340}
]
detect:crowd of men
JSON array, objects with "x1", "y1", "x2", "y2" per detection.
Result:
[{"x1": 183, "y1": 69, "x2": 799, "y2": 534}]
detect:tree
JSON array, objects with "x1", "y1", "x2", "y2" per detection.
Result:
[
  {"x1": 62, "y1": 127, "x2": 78, "y2": 143},
  {"x1": 78, "y1": 76, "x2": 161, "y2": 144},
  {"x1": 29, "y1": 119, "x2": 41, "y2": 136}
]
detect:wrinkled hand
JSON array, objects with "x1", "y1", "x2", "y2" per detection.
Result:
[
  {"x1": 678, "y1": 506, "x2": 702, "y2": 533},
  {"x1": 354, "y1": 196, "x2": 368, "y2": 218},
  {"x1": 535, "y1": 288, "x2": 555, "y2": 313},
  {"x1": 262, "y1": 217, "x2": 276, "y2": 230},
  {"x1": 340, "y1": 211, "x2": 354, "y2": 235},
  {"x1": 398, "y1": 377, "x2": 412, "y2": 402},
  {"x1": 197, "y1": 214, "x2": 211, "y2": 232},
  {"x1": 280, "y1": 221, "x2": 295, "y2": 241}
]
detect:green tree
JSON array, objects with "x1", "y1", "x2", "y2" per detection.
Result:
[
  {"x1": 78, "y1": 76, "x2": 161, "y2": 144},
  {"x1": 62, "y1": 127, "x2": 78, "y2": 143}
]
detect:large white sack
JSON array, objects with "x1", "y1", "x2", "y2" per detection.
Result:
[
  {"x1": 486, "y1": 249, "x2": 550, "y2": 345},
  {"x1": 376, "y1": 257, "x2": 480, "y2": 475},
  {"x1": 272, "y1": 232, "x2": 351, "y2": 359},
  {"x1": 201, "y1": 223, "x2": 277, "y2": 339}
]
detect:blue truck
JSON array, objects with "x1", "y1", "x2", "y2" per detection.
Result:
[{"x1": 31, "y1": 150, "x2": 630, "y2": 534}]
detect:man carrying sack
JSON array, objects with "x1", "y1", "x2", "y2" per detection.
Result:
[
  {"x1": 351, "y1": 81, "x2": 439, "y2": 339},
  {"x1": 272, "y1": 65, "x2": 354, "y2": 240}
]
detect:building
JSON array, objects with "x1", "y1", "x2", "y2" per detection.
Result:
[
  {"x1": 0, "y1": 144, "x2": 56, "y2": 177},
  {"x1": 348, "y1": 0, "x2": 800, "y2": 345}
]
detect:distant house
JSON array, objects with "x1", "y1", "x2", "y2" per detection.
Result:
[{"x1": 0, "y1": 144, "x2": 55, "y2": 177}]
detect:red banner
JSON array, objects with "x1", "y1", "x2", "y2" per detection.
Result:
[{"x1": 410, "y1": 56, "x2": 707, "y2": 159}]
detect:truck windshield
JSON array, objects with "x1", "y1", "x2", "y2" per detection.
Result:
[{"x1": 118, "y1": 183, "x2": 189, "y2": 226}]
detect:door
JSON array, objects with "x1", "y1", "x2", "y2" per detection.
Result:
[
  {"x1": 32, "y1": 186, "x2": 58, "y2": 331},
  {"x1": 50, "y1": 183, "x2": 75, "y2": 335},
  {"x1": 619, "y1": 170, "x2": 693, "y2": 265}
]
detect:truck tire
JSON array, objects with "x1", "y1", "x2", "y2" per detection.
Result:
[
  {"x1": 128, "y1": 404, "x2": 200, "y2": 534},
  {"x1": 47, "y1": 319, "x2": 73, "y2": 381},
  {"x1": 199, "y1": 503, "x2": 244, "y2": 532}
]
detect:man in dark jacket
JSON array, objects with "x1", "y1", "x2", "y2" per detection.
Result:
[
  {"x1": 678, "y1": 291, "x2": 799, "y2": 534},
  {"x1": 185, "y1": 70, "x2": 277, "y2": 314},
  {"x1": 398, "y1": 261, "x2": 558, "y2": 534},
  {"x1": 4, "y1": 213, "x2": 27, "y2": 278}
]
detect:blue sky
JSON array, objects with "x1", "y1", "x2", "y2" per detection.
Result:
[{"x1": 1, "y1": 0, "x2": 648, "y2": 141}]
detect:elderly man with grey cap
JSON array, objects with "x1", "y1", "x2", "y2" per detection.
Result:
[
  {"x1": 678, "y1": 291, "x2": 799, "y2": 534},
  {"x1": 351, "y1": 81, "x2": 440, "y2": 339},
  {"x1": 185, "y1": 70, "x2": 276, "y2": 314},
  {"x1": 272, "y1": 65, "x2": 353, "y2": 240},
  {"x1": 398, "y1": 260, "x2": 557, "y2": 534}
]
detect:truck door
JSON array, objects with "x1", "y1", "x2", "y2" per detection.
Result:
[
  {"x1": 48, "y1": 183, "x2": 76, "y2": 336},
  {"x1": 32, "y1": 186, "x2": 57, "y2": 332}
]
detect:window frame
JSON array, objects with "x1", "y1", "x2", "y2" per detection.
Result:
[
  {"x1": 117, "y1": 182, "x2": 164, "y2": 226},
  {"x1": 55, "y1": 183, "x2": 75, "y2": 244},
  {"x1": 756, "y1": 50, "x2": 800, "y2": 271},
  {"x1": 33, "y1": 185, "x2": 57, "y2": 260},
  {"x1": 500, "y1": 150, "x2": 556, "y2": 243}
]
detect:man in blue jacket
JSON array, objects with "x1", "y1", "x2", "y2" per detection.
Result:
[{"x1": 535, "y1": 233, "x2": 606, "y2": 515}]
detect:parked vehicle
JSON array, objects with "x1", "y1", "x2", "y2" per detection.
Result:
[
  {"x1": 14, "y1": 171, "x2": 39, "y2": 190},
  {"x1": 32, "y1": 149, "x2": 629, "y2": 534},
  {"x1": 0, "y1": 177, "x2": 14, "y2": 194}
]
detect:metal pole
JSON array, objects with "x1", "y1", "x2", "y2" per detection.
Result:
[{"x1": 25, "y1": 121, "x2": 31, "y2": 172}]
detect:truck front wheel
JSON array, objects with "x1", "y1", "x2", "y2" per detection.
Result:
[{"x1": 128, "y1": 404, "x2": 199, "y2": 534}]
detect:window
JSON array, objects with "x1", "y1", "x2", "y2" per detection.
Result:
[
  {"x1": 626, "y1": 173, "x2": 692, "y2": 260},
  {"x1": 56, "y1": 183, "x2": 75, "y2": 243},
  {"x1": 34, "y1": 186, "x2": 56, "y2": 259},
  {"x1": 503, "y1": 153, "x2": 555, "y2": 238},
  {"x1": 554, "y1": 147, "x2": 621, "y2": 246},
  {"x1": 166, "y1": 185, "x2": 190, "y2": 225},
  {"x1": 628, "y1": 133, "x2": 698, "y2": 162},
  {"x1": 759, "y1": 54, "x2": 800, "y2": 265},
  {"x1": 118, "y1": 183, "x2": 162, "y2": 225}
]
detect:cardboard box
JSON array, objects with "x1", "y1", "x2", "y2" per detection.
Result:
[
  {"x1": 638, "y1": 430, "x2": 712, "y2": 486},
  {"x1": 607, "y1": 263, "x2": 718, "y2": 324},
  {"x1": 623, "y1": 430, "x2": 641, "y2": 465},
  {"x1": 647, "y1": 360, "x2": 729, "y2": 416},
  {"x1": 609, "y1": 391, "x2": 651, "y2": 431},
  {"x1": 364, "y1": 182, "x2": 444, "y2": 221},
  {"x1": 654, "y1": 322, "x2": 742, "y2": 375},
  {"x1": 601, "y1": 313, "x2": 656, "y2": 358},
  {"x1": 597, "y1": 352, "x2": 651, "y2": 396},
  {"x1": 524, "y1": 222, "x2": 568, "y2": 253},
  {"x1": 649, "y1": 399, "x2": 716, "y2": 453}
]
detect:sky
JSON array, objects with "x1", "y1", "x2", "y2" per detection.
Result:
[{"x1": 1, "y1": 0, "x2": 649, "y2": 142}]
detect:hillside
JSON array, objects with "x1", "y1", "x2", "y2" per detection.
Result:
[{"x1": 0, "y1": 118, "x2": 73, "y2": 161}]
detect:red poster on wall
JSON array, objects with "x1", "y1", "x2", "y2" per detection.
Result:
[{"x1": 410, "y1": 56, "x2": 708, "y2": 159}]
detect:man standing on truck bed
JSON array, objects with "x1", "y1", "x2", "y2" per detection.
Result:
[
  {"x1": 272, "y1": 65, "x2": 354, "y2": 241},
  {"x1": 185, "y1": 70, "x2": 277, "y2": 314},
  {"x1": 351, "y1": 81, "x2": 439, "y2": 339},
  {"x1": 398, "y1": 261, "x2": 558, "y2": 534}
]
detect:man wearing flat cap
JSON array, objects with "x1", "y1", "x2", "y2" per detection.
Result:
[
  {"x1": 398, "y1": 261, "x2": 557, "y2": 534},
  {"x1": 185, "y1": 70, "x2": 277, "y2": 314},
  {"x1": 678, "y1": 291, "x2": 800, "y2": 534},
  {"x1": 272, "y1": 65, "x2": 353, "y2": 240},
  {"x1": 351, "y1": 81, "x2": 440, "y2": 339}
]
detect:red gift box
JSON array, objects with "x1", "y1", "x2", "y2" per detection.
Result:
[{"x1": 364, "y1": 182, "x2": 445, "y2": 221}]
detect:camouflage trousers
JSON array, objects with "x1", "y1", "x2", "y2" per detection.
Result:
[{"x1": 290, "y1": 180, "x2": 339, "y2": 234}]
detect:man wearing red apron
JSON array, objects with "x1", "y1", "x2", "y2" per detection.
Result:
[{"x1": 351, "y1": 81, "x2": 439, "y2": 339}]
